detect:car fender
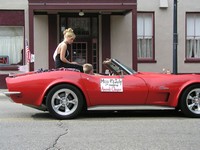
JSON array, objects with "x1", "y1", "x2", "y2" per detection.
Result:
[
  {"x1": 38, "y1": 78, "x2": 91, "y2": 107},
  {"x1": 173, "y1": 80, "x2": 200, "y2": 107}
]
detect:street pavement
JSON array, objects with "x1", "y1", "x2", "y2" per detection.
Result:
[
  {"x1": 0, "y1": 89, "x2": 7, "y2": 98},
  {"x1": 1, "y1": 97, "x2": 200, "y2": 150},
  {"x1": 1, "y1": 92, "x2": 200, "y2": 150}
]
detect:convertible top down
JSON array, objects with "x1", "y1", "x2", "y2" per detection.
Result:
[{"x1": 4, "y1": 58, "x2": 200, "y2": 119}]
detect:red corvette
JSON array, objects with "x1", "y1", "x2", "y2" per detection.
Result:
[{"x1": 4, "y1": 58, "x2": 200, "y2": 119}]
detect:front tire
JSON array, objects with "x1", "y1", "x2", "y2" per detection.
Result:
[
  {"x1": 180, "y1": 84, "x2": 200, "y2": 118},
  {"x1": 46, "y1": 84, "x2": 83, "y2": 119}
]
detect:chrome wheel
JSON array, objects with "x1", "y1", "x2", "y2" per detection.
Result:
[
  {"x1": 46, "y1": 84, "x2": 84, "y2": 119},
  {"x1": 51, "y1": 89, "x2": 78, "y2": 116},
  {"x1": 186, "y1": 88, "x2": 200, "y2": 114},
  {"x1": 180, "y1": 84, "x2": 200, "y2": 118}
]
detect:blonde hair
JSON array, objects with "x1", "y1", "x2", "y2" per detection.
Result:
[
  {"x1": 83, "y1": 63, "x2": 93, "y2": 74},
  {"x1": 63, "y1": 28, "x2": 76, "y2": 39}
]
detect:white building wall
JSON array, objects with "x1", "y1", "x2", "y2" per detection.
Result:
[
  {"x1": 111, "y1": 12, "x2": 132, "y2": 68},
  {"x1": 34, "y1": 15, "x2": 49, "y2": 70}
]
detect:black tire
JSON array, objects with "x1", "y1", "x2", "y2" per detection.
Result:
[
  {"x1": 180, "y1": 84, "x2": 200, "y2": 118},
  {"x1": 46, "y1": 84, "x2": 83, "y2": 119}
]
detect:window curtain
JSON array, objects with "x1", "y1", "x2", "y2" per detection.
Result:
[
  {"x1": 187, "y1": 38, "x2": 200, "y2": 58},
  {"x1": 137, "y1": 13, "x2": 153, "y2": 59},
  {"x1": 137, "y1": 38, "x2": 152, "y2": 58},
  {"x1": 0, "y1": 27, "x2": 23, "y2": 64},
  {"x1": 186, "y1": 14, "x2": 200, "y2": 59},
  {"x1": 0, "y1": 36, "x2": 23, "y2": 64}
]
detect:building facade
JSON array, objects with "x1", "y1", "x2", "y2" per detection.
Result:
[
  {"x1": 138, "y1": 0, "x2": 200, "y2": 73},
  {"x1": 0, "y1": 0, "x2": 200, "y2": 88}
]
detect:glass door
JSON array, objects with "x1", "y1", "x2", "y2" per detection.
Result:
[{"x1": 60, "y1": 15, "x2": 98, "y2": 72}]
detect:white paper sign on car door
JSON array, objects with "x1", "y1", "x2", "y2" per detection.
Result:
[{"x1": 100, "y1": 78, "x2": 123, "y2": 92}]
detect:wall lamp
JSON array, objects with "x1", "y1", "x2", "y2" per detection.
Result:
[{"x1": 79, "y1": 10, "x2": 84, "y2": 16}]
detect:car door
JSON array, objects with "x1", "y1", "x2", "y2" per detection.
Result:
[{"x1": 81, "y1": 74, "x2": 148, "y2": 106}]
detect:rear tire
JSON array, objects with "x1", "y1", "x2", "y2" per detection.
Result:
[
  {"x1": 46, "y1": 84, "x2": 83, "y2": 119},
  {"x1": 180, "y1": 84, "x2": 200, "y2": 118}
]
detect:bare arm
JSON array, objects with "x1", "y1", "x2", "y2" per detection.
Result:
[{"x1": 59, "y1": 43, "x2": 80, "y2": 65}]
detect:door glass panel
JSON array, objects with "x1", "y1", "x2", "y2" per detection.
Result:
[
  {"x1": 68, "y1": 17, "x2": 90, "y2": 36},
  {"x1": 92, "y1": 38, "x2": 98, "y2": 73},
  {"x1": 92, "y1": 17, "x2": 97, "y2": 37},
  {"x1": 72, "y1": 42, "x2": 87, "y2": 65}
]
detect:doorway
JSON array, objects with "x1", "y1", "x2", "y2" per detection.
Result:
[{"x1": 60, "y1": 15, "x2": 99, "y2": 73}]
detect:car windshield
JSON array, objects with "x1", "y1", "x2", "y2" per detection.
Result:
[
  {"x1": 103, "y1": 58, "x2": 137, "y2": 75},
  {"x1": 112, "y1": 59, "x2": 136, "y2": 74}
]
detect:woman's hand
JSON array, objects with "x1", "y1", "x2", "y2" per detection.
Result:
[{"x1": 71, "y1": 61, "x2": 78, "y2": 64}]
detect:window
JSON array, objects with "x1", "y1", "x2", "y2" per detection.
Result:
[
  {"x1": 137, "y1": 13, "x2": 154, "y2": 62},
  {"x1": 0, "y1": 26, "x2": 24, "y2": 65},
  {"x1": 0, "y1": 10, "x2": 24, "y2": 68},
  {"x1": 186, "y1": 13, "x2": 200, "y2": 60},
  {"x1": 68, "y1": 17, "x2": 90, "y2": 36},
  {"x1": 59, "y1": 15, "x2": 99, "y2": 72}
]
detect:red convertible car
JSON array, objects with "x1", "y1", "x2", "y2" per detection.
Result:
[{"x1": 4, "y1": 58, "x2": 200, "y2": 119}]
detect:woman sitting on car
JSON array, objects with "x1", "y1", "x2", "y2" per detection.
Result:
[{"x1": 53, "y1": 28, "x2": 83, "y2": 72}]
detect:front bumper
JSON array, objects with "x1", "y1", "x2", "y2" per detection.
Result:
[
  {"x1": 3, "y1": 91, "x2": 21, "y2": 102},
  {"x1": 4, "y1": 91, "x2": 21, "y2": 96}
]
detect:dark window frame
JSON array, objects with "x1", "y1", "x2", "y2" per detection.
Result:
[
  {"x1": 137, "y1": 12, "x2": 156, "y2": 63},
  {"x1": 185, "y1": 12, "x2": 200, "y2": 63},
  {"x1": 0, "y1": 10, "x2": 25, "y2": 71}
]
